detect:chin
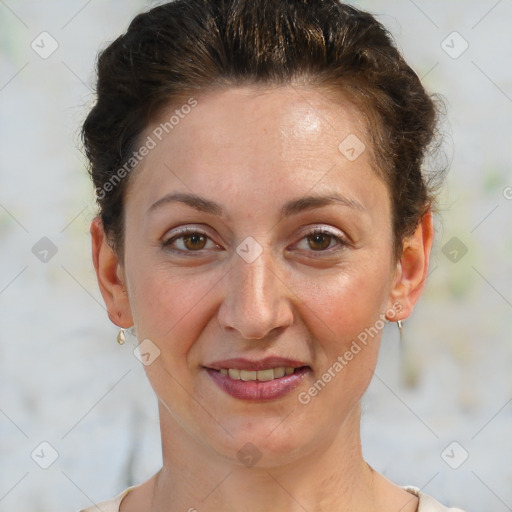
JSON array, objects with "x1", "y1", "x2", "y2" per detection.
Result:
[{"x1": 199, "y1": 414, "x2": 316, "y2": 469}]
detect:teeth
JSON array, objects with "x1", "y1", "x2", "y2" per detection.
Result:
[
  {"x1": 273, "y1": 367, "x2": 286, "y2": 378},
  {"x1": 254, "y1": 368, "x2": 274, "y2": 381},
  {"x1": 240, "y1": 370, "x2": 257, "y2": 381},
  {"x1": 228, "y1": 368, "x2": 240, "y2": 379},
  {"x1": 219, "y1": 366, "x2": 299, "y2": 381}
]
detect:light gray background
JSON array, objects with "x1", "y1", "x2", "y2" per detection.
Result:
[{"x1": 0, "y1": 1, "x2": 511, "y2": 511}]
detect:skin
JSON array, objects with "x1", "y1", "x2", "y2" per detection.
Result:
[{"x1": 91, "y1": 85, "x2": 433, "y2": 512}]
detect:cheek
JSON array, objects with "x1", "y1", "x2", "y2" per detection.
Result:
[
  {"x1": 292, "y1": 270, "x2": 384, "y2": 422},
  {"x1": 294, "y1": 263, "x2": 391, "y2": 343},
  {"x1": 128, "y1": 263, "x2": 221, "y2": 350},
  {"x1": 129, "y1": 268, "x2": 216, "y2": 401},
  {"x1": 289, "y1": 260, "x2": 390, "y2": 396}
]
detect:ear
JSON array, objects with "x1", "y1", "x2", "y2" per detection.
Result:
[
  {"x1": 90, "y1": 216, "x2": 133, "y2": 328},
  {"x1": 387, "y1": 211, "x2": 434, "y2": 321}
]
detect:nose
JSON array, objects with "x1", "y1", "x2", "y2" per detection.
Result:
[{"x1": 217, "y1": 243, "x2": 294, "y2": 340}]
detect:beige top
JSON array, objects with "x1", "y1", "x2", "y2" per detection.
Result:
[{"x1": 78, "y1": 485, "x2": 466, "y2": 511}]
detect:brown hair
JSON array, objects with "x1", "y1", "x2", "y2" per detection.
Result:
[{"x1": 82, "y1": 0, "x2": 445, "y2": 263}]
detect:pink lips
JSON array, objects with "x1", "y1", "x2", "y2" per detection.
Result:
[{"x1": 204, "y1": 357, "x2": 310, "y2": 401}]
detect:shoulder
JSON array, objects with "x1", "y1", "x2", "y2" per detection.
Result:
[
  {"x1": 404, "y1": 486, "x2": 466, "y2": 512},
  {"x1": 76, "y1": 485, "x2": 137, "y2": 512}
]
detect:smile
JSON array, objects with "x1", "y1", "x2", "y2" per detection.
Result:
[
  {"x1": 205, "y1": 366, "x2": 310, "y2": 401},
  {"x1": 218, "y1": 367, "x2": 297, "y2": 381}
]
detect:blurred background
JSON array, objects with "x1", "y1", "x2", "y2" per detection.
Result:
[{"x1": 0, "y1": 1, "x2": 511, "y2": 511}]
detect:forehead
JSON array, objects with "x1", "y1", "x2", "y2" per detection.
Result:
[
  {"x1": 167, "y1": 85, "x2": 368, "y2": 147},
  {"x1": 126, "y1": 85, "x2": 388, "y2": 218}
]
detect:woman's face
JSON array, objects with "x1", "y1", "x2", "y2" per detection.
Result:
[{"x1": 112, "y1": 86, "x2": 407, "y2": 464}]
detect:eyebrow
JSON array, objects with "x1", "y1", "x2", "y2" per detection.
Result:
[{"x1": 146, "y1": 191, "x2": 366, "y2": 218}]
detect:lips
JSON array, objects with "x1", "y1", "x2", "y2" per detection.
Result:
[{"x1": 204, "y1": 357, "x2": 311, "y2": 401}]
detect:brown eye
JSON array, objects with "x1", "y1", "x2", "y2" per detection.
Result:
[
  {"x1": 307, "y1": 233, "x2": 333, "y2": 251},
  {"x1": 182, "y1": 233, "x2": 207, "y2": 250},
  {"x1": 163, "y1": 229, "x2": 218, "y2": 255},
  {"x1": 294, "y1": 228, "x2": 348, "y2": 256}
]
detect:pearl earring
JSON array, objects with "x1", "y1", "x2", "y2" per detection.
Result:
[{"x1": 117, "y1": 329, "x2": 126, "y2": 345}]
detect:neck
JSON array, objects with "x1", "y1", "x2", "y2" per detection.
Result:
[{"x1": 151, "y1": 402, "x2": 376, "y2": 512}]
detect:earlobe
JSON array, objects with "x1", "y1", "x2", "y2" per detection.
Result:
[
  {"x1": 389, "y1": 211, "x2": 434, "y2": 320},
  {"x1": 90, "y1": 216, "x2": 133, "y2": 328}
]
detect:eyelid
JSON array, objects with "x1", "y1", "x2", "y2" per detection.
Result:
[
  {"x1": 296, "y1": 224, "x2": 346, "y2": 240},
  {"x1": 163, "y1": 224, "x2": 216, "y2": 241}
]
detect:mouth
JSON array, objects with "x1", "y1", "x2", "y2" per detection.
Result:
[{"x1": 204, "y1": 358, "x2": 311, "y2": 401}]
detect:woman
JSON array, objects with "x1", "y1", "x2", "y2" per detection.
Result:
[{"x1": 80, "y1": 0, "x2": 464, "y2": 510}]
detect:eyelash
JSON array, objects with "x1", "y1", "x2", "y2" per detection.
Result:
[{"x1": 162, "y1": 227, "x2": 348, "y2": 257}]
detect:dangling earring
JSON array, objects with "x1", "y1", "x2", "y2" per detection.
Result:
[
  {"x1": 397, "y1": 319, "x2": 403, "y2": 342},
  {"x1": 117, "y1": 329, "x2": 126, "y2": 345},
  {"x1": 397, "y1": 318, "x2": 415, "y2": 388}
]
